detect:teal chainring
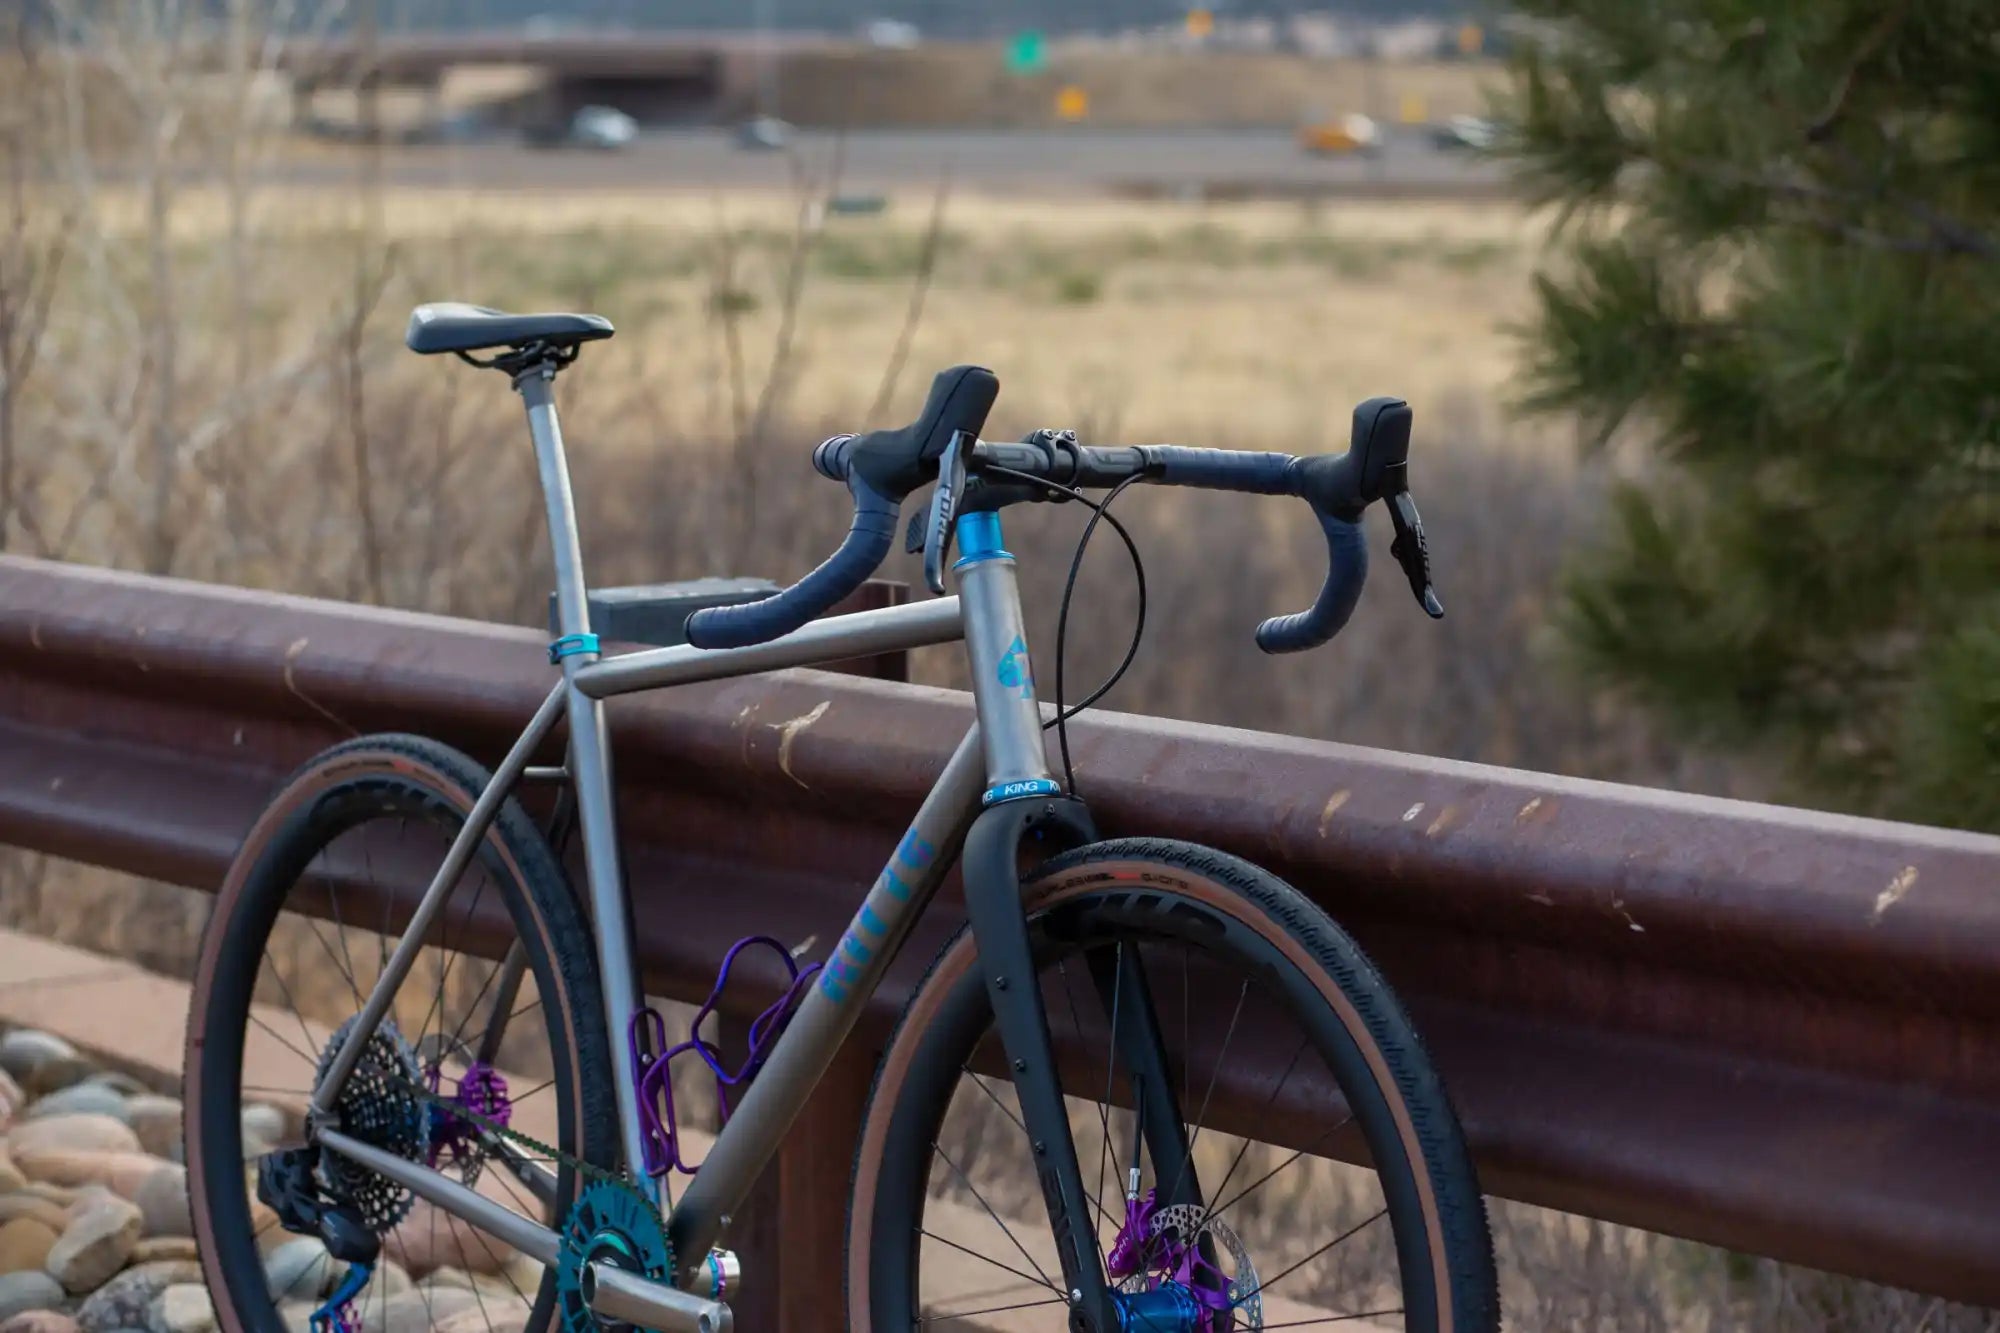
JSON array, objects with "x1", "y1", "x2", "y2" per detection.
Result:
[{"x1": 556, "y1": 1180, "x2": 675, "y2": 1333}]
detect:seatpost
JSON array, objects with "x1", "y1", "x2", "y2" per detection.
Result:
[{"x1": 514, "y1": 359, "x2": 659, "y2": 1206}]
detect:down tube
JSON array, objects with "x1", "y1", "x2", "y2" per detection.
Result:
[{"x1": 664, "y1": 724, "x2": 986, "y2": 1279}]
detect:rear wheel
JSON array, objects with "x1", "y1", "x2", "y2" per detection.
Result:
[
  {"x1": 847, "y1": 838, "x2": 1497, "y2": 1332},
  {"x1": 184, "y1": 735, "x2": 619, "y2": 1333}
]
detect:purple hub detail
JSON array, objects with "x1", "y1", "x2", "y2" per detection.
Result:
[
  {"x1": 1107, "y1": 1189, "x2": 1237, "y2": 1331},
  {"x1": 425, "y1": 1060, "x2": 511, "y2": 1170},
  {"x1": 630, "y1": 935, "x2": 822, "y2": 1178}
]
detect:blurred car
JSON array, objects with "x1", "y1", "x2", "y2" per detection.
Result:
[
  {"x1": 1433, "y1": 114, "x2": 1497, "y2": 151},
  {"x1": 523, "y1": 106, "x2": 636, "y2": 151},
  {"x1": 1297, "y1": 113, "x2": 1382, "y2": 157},
  {"x1": 862, "y1": 19, "x2": 921, "y2": 49},
  {"x1": 736, "y1": 116, "x2": 791, "y2": 151}
]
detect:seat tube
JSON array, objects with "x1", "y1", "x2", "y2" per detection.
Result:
[
  {"x1": 518, "y1": 367, "x2": 656, "y2": 1201},
  {"x1": 954, "y1": 511, "x2": 1059, "y2": 803}
]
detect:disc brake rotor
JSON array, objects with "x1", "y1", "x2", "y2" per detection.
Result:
[{"x1": 1120, "y1": 1201, "x2": 1264, "y2": 1331}]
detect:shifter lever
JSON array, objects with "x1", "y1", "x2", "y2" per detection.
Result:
[
  {"x1": 1387, "y1": 490, "x2": 1444, "y2": 618},
  {"x1": 921, "y1": 430, "x2": 976, "y2": 595}
]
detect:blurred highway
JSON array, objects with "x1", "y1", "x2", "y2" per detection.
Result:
[{"x1": 301, "y1": 127, "x2": 1506, "y2": 197}]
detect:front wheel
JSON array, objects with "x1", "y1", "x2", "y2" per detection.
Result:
[{"x1": 847, "y1": 837, "x2": 1497, "y2": 1332}]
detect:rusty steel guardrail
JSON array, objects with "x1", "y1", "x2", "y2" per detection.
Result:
[{"x1": 2, "y1": 554, "x2": 1999, "y2": 1312}]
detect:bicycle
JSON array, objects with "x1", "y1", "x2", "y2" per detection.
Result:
[{"x1": 184, "y1": 303, "x2": 1498, "y2": 1333}]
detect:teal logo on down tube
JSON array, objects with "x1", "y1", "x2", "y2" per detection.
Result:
[
  {"x1": 997, "y1": 635, "x2": 1034, "y2": 699},
  {"x1": 819, "y1": 830, "x2": 938, "y2": 1003}
]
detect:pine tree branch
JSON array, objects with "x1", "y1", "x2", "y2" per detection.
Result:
[
  {"x1": 1805, "y1": 0, "x2": 1917, "y2": 144},
  {"x1": 1646, "y1": 150, "x2": 1999, "y2": 260}
]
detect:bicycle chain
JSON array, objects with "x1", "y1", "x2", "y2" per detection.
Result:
[{"x1": 375, "y1": 1065, "x2": 660, "y2": 1222}]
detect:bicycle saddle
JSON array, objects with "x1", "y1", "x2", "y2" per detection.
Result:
[{"x1": 405, "y1": 303, "x2": 615, "y2": 356}]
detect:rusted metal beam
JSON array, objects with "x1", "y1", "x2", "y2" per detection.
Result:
[{"x1": 2, "y1": 555, "x2": 1999, "y2": 1303}]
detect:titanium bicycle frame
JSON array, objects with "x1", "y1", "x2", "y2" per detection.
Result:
[{"x1": 305, "y1": 364, "x2": 1122, "y2": 1330}]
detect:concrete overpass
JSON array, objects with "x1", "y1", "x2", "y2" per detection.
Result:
[{"x1": 270, "y1": 28, "x2": 845, "y2": 125}]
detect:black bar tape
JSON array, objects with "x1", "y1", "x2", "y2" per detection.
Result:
[
  {"x1": 1138, "y1": 446, "x2": 1296, "y2": 496},
  {"x1": 684, "y1": 483, "x2": 899, "y2": 650},
  {"x1": 1254, "y1": 512, "x2": 1368, "y2": 653}
]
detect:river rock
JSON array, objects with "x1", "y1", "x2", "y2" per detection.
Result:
[
  {"x1": 101, "y1": 1155, "x2": 175, "y2": 1203},
  {"x1": 0, "y1": 1198, "x2": 64, "y2": 1230},
  {"x1": 0, "y1": 1035, "x2": 85, "y2": 1098},
  {"x1": 0, "y1": 1273, "x2": 63, "y2": 1323},
  {"x1": 0, "y1": 1069, "x2": 24, "y2": 1134},
  {"x1": 25, "y1": 1085, "x2": 128, "y2": 1125},
  {"x1": 17, "y1": 1185, "x2": 74, "y2": 1209},
  {"x1": 0, "y1": 1151, "x2": 23, "y2": 1193},
  {"x1": 121, "y1": 1103, "x2": 179, "y2": 1165},
  {"x1": 382, "y1": 1200, "x2": 517, "y2": 1277},
  {"x1": 64, "y1": 1185, "x2": 122, "y2": 1221},
  {"x1": 503, "y1": 1255, "x2": 544, "y2": 1294},
  {"x1": 373, "y1": 1288, "x2": 479, "y2": 1333},
  {"x1": 0, "y1": 1216, "x2": 59, "y2": 1271},
  {"x1": 238, "y1": 1107, "x2": 285, "y2": 1159},
  {"x1": 264, "y1": 1237, "x2": 335, "y2": 1302},
  {"x1": 434, "y1": 1305, "x2": 529, "y2": 1333},
  {"x1": 128, "y1": 1238, "x2": 197, "y2": 1265},
  {"x1": 76, "y1": 1075, "x2": 147, "y2": 1100},
  {"x1": 143, "y1": 1286, "x2": 212, "y2": 1333},
  {"x1": 73, "y1": 1262, "x2": 202, "y2": 1333},
  {"x1": 0, "y1": 1311, "x2": 80, "y2": 1333},
  {"x1": 9, "y1": 1114, "x2": 142, "y2": 1163},
  {"x1": 46, "y1": 1195, "x2": 141, "y2": 1293},
  {"x1": 372, "y1": 1261, "x2": 412, "y2": 1297},
  {"x1": 131, "y1": 1167, "x2": 189, "y2": 1240},
  {"x1": 11, "y1": 1151, "x2": 106, "y2": 1191},
  {"x1": 274, "y1": 1303, "x2": 314, "y2": 1333}
]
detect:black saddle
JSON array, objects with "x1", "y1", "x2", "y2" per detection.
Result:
[{"x1": 405, "y1": 303, "x2": 614, "y2": 357}]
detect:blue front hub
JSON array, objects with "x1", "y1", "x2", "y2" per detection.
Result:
[{"x1": 1114, "y1": 1282, "x2": 1206, "y2": 1331}]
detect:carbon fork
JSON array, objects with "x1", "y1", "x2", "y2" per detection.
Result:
[{"x1": 959, "y1": 795, "x2": 1113, "y2": 1331}]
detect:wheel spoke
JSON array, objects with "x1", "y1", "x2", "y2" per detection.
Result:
[
  {"x1": 963, "y1": 1073, "x2": 1122, "y2": 1235},
  {"x1": 1257, "y1": 1311, "x2": 1406, "y2": 1329},
  {"x1": 1207, "y1": 1114, "x2": 1354, "y2": 1227},
  {"x1": 919, "y1": 1293, "x2": 1072, "y2": 1322},
  {"x1": 917, "y1": 1228, "x2": 1062, "y2": 1295},
  {"x1": 1159, "y1": 975, "x2": 1248, "y2": 1210},
  {"x1": 1091, "y1": 944, "x2": 1127, "y2": 1248},
  {"x1": 439, "y1": 949, "x2": 509, "y2": 1073},
  {"x1": 1202, "y1": 1033, "x2": 1311, "y2": 1218},
  {"x1": 321, "y1": 876, "x2": 367, "y2": 1010},
  {"x1": 1056, "y1": 955, "x2": 1120, "y2": 1251},
  {"x1": 930, "y1": 1143, "x2": 1059, "y2": 1294},
  {"x1": 1231, "y1": 1206, "x2": 1387, "y2": 1309},
  {"x1": 247, "y1": 1010, "x2": 320, "y2": 1071}
]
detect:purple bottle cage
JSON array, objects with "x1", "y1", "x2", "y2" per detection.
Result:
[{"x1": 628, "y1": 935, "x2": 822, "y2": 1178}]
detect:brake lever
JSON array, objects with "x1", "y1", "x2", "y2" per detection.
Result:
[
  {"x1": 1387, "y1": 490, "x2": 1444, "y2": 618},
  {"x1": 921, "y1": 430, "x2": 976, "y2": 595}
]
